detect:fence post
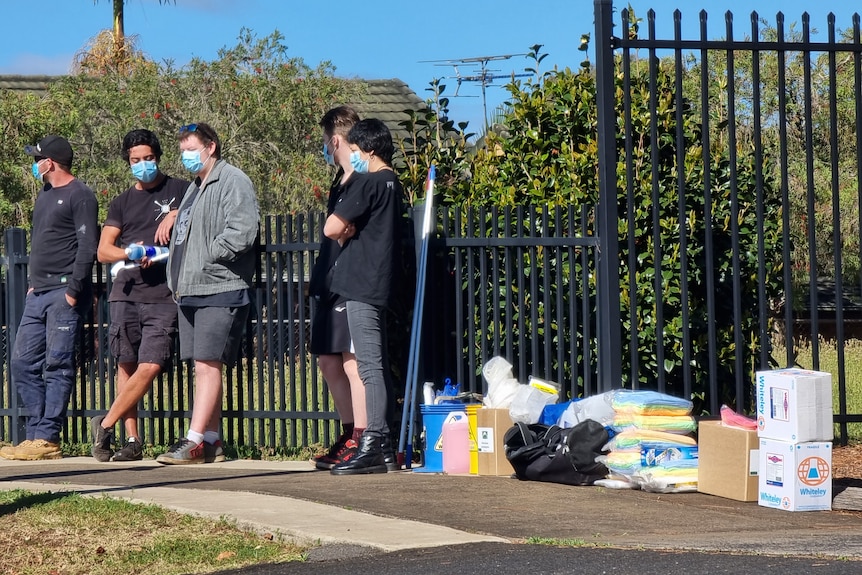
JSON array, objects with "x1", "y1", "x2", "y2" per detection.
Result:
[
  {"x1": 4, "y1": 227, "x2": 28, "y2": 444},
  {"x1": 594, "y1": 0, "x2": 623, "y2": 391}
]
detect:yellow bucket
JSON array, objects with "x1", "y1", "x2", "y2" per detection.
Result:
[{"x1": 465, "y1": 403, "x2": 481, "y2": 474}]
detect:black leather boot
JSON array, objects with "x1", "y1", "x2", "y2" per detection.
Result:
[
  {"x1": 381, "y1": 431, "x2": 399, "y2": 472},
  {"x1": 331, "y1": 430, "x2": 388, "y2": 475}
]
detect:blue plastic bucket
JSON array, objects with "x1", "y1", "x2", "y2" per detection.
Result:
[{"x1": 415, "y1": 404, "x2": 463, "y2": 473}]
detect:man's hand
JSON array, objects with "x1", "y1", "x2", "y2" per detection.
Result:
[{"x1": 154, "y1": 210, "x2": 178, "y2": 245}]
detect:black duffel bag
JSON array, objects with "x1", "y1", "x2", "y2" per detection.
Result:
[{"x1": 503, "y1": 419, "x2": 609, "y2": 485}]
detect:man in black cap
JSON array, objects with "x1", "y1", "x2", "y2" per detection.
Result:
[{"x1": 0, "y1": 135, "x2": 98, "y2": 461}]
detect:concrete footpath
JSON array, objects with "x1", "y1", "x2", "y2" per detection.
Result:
[{"x1": 1, "y1": 458, "x2": 862, "y2": 559}]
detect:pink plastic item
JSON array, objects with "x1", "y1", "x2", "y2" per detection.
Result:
[
  {"x1": 442, "y1": 411, "x2": 470, "y2": 474},
  {"x1": 719, "y1": 404, "x2": 757, "y2": 430}
]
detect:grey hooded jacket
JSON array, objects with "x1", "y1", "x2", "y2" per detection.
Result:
[{"x1": 168, "y1": 159, "x2": 260, "y2": 298}]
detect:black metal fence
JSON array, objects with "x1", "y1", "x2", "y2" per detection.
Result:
[
  {"x1": 1, "y1": 2, "x2": 861, "y2": 448},
  {"x1": 594, "y1": 1, "x2": 862, "y2": 443},
  {"x1": 0, "y1": 208, "x2": 600, "y2": 449}
]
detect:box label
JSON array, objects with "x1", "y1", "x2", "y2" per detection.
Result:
[
  {"x1": 765, "y1": 452, "x2": 784, "y2": 486},
  {"x1": 477, "y1": 426, "x2": 495, "y2": 453},
  {"x1": 770, "y1": 387, "x2": 790, "y2": 422},
  {"x1": 749, "y1": 450, "x2": 759, "y2": 476}
]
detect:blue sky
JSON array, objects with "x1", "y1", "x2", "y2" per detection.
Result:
[{"x1": 0, "y1": 0, "x2": 856, "y2": 131}]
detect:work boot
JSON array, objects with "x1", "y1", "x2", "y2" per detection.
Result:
[
  {"x1": 381, "y1": 431, "x2": 399, "y2": 472},
  {"x1": 0, "y1": 440, "x2": 32, "y2": 460},
  {"x1": 14, "y1": 439, "x2": 62, "y2": 460},
  {"x1": 331, "y1": 430, "x2": 387, "y2": 475}
]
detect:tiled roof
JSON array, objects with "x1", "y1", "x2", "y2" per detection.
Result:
[
  {"x1": 0, "y1": 75, "x2": 430, "y2": 143},
  {"x1": 354, "y1": 79, "x2": 430, "y2": 143},
  {"x1": 0, "y1": 75, "x2": 56, "y2": 93}
]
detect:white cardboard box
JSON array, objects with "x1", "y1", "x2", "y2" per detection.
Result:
[
  {"x1": 757, "y1": 438, "x2": 832, "y2": 512},
  {"x1": 755, "y1": 368, "x2": 833, "y2": 442}
]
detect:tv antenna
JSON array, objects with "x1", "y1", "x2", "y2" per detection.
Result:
[{"x1": 421, "y1": 53, "x2": 530, "y2": 130}]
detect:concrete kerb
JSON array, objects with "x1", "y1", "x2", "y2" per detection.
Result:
[{"x1": 0, "y1": 458, "x2": 508, "y2": 553}]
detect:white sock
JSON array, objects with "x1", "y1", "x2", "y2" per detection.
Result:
[
  {"x1": 203, "y1": 431, "x2": 220, "y2": 444},
  {"x1": 186, "y1": 430, "x2": 204, "y2": 445}
]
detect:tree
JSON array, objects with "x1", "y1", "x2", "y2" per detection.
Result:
[
  {"x1": 0, "y1": 29, "x2": 363, "y2": 227},
  {"x1": 440, "y1": 45, "x2": 784, "y2": 406},
  {"x1": 682, "y1": 17, "x2": 862, "y2": 299},
  {"x1": 88, "y1": 0, "x2": 174, "y2": 73}
]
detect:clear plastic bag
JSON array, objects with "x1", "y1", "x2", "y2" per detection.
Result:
[
  {"x1": 509, "y1": 384, "x2": 558, "y2": 424},
  {"x1": 482, "y1": 356, "x2": 521, "y2": 409}
]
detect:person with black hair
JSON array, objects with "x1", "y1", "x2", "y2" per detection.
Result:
[
  {"x1": 324, "y1": 118, "x2": 405, "y2": 474},
  {"x1": 0, "y1": 135, "x2": 98, "y2": 461},
  {"x1": 90, "y1": 129, "x2": 189, "y2": 462}
]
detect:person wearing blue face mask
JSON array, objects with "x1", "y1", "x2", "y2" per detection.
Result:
[
  {"x1": 89, "y1": 129, "x2": 190, "y2": 462},
  {"x1": 159, "y1": 121, "x2": 260, "y2": 465},
  {"x1": 308, "y1": 106, "x2": 374, "y2": 471},
  {"x1": 324, "y1": 118, "x2": 407, "y2": 474},
  {"x1": 0, "y1": 135, "x2": 98, "y2": 461}
]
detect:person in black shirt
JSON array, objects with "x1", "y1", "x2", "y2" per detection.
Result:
[
  {"x1": 0, "y1": 135, "x2": 98, "y2": 461},
  {"x1": 309, "y1": 106, "x2": 369, "y2": 470},
  {"x1": 90, "y1": 129, "x2": 189, "y2": 462},
  {"x1": 324, "y1": 119, "x2": 405, "y2": 474}
]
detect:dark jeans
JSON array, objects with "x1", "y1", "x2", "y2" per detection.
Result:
[{"x1": 11, "y1": 288, "x2": 86, "y2": 444}]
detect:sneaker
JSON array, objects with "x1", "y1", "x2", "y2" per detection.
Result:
[
  {"x1": 0, "y1": 440, "x2": 32, "y2": 460},
  {"x1": 90, "y1": 415, "x2": 115, "y2": 462},
  {"x1": 156, "y1": 438, "x2": 204, "y2": 465},
  {"x1": 317, "y1": 438, "x2": 359, "y2": 471},
  {"x1": 14, "y1": 439, "x2": 62, "y2": 460},
  {"x1": 111, "y1": 438, "x2": 143, "y2": 462},
  {"x1": 312, "y1": 433, "x2": 351, "y2": 470},
  {"x1": 204, "y1": 440, "x2": 225, "y2": 463}
]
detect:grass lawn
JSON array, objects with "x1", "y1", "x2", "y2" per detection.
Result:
[{"x1": 0, "y1": 489, "x2": 308, "y2": 575}]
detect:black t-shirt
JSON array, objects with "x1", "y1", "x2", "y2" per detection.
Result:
[
  {"x1": 330, "y1": 169, "x2": 404, "y2": 307},
  {"x1": 105, "y1": 175, "x2": 188, "y2": 303},
  {"x1": 309, "y1": 169, "x2": 354, "y2": 300},
  {"x1": 30, "y1": 178, "x2": 98, "y2": 297}
]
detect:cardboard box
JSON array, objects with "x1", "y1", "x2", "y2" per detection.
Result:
[
  {"x1": 476, "y1": 408, "x2": 515, "y2": 476},
  {"x1": 697, "y1": 420, "x2": 760, "y2": 501},
  {"x1": 758, "y1": 438, "x2": 832, "y2": 512},
  {"x1": 755, "y1": 368, "x2": 833, "y2": 442}
]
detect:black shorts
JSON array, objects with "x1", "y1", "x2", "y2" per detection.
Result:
[
  {"x1": 310, "y1": 295, "x2": 351, "y2": 355},
  {"x1": 109, "y1": 301, "x2": 178, "y2": 368},
  {"x1": 178, "y1": 304, "x2": 249, "y2": 366}
]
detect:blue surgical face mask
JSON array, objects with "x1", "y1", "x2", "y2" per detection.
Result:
[
  {"x1": 322, "y1": 143, "x2": 335, "y2": 166},
  {"x1": 181, "y1": 148, "x2": 206, "y2": 174},
  {"x1": 349, "y1": 150, "x2": 369, "y2": 174},
  {"x1": 31, "y1": 159, "x2": 47, "y2": 183},
  {"x1": 131, "y1": 159, "x2": 158, "y2": 183}
]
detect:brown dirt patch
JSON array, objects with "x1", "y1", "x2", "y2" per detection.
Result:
[{"x1": 832, "y1": 443, "x2": 862, "y2": 479}]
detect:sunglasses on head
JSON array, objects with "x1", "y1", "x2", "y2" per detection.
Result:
[{"x1": 179, "y1": 123, "x2": 215, "y2": 142}]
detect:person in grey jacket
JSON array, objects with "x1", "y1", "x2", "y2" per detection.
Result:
[{"x1": 158, "y1": 122, "x2": 260, "y2": 464}]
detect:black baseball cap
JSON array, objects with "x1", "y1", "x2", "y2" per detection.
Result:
[{"x1": 24, "y1": 135, "x2": 74, "y2": 166}]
